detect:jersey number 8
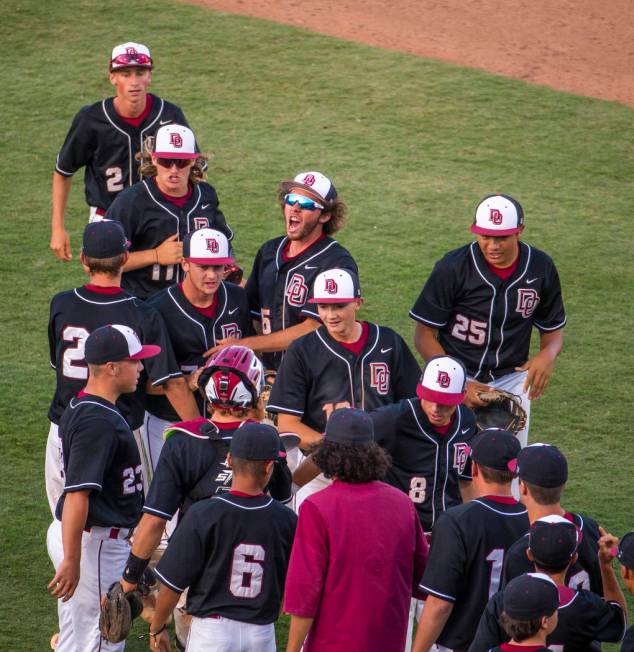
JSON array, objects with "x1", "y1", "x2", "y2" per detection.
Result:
[
  {"x1": 230, "y1": 543, "x2": 265, "y2": 598},
  {"x1": 408, "y1": 477, "x2": 427, "y2": 504}
]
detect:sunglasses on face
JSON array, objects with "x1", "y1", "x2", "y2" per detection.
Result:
[
  {"x1": 284, "y1": 193, "x2": 324, "y2": 211},
  {"x1": 111, "y1": 53, "x2": 152, "y2": 66},
  {"x1": 156, "y1": 158, "x2": 192, "y2": 169}
]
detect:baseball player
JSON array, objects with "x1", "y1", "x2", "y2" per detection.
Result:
[
  {"x1": 267, "y1": 268, "x2": 420, "y2": 448},
  {"x1": 613, "y1": 531, "x2": 634, "y2": 651},
  {"x1": 143, "y1": 228, "x2": 252, "y2": 472},
  {"x1": 412, "y1": 429, "x2": 529, "y2": 652},
  {"x1": 106, "y1": 124, "x2": 233, "y2": 300},
  {"x1": 48, "y1": 325, "x2": 160, "y2": 652},
  {"x1": 46, "y1": 220, "x2": 198, "y2": 517},
  {"x1": 51, "y1": 42, "x2": 195, "y2": 261},
  {"x1": 410, "y1": 194, "x2": 566, "y2": 447},
  {"x1": 470, "y1": 517, "x2": 627, "y2": 651},
  {"x1": 117, "y1": 346, "x2": 292, "y2": 649},
  {"x1": 147, "y1": 422, "x2": 297, "y2": 652},
  {"x1": 212, "y1": 171, "x2": 357, "y2": 370},
  {"x1": 502, "y1": 443, "x2": 604, "y2": 594}
]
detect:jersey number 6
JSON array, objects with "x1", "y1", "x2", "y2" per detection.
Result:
[{"x1": 230, "y1": 543, "x2": 265, "y2": 598}]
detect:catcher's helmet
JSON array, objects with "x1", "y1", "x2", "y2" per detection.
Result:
[{"x1": 198, "y1": 345, "x2": 263, "y2": 408}]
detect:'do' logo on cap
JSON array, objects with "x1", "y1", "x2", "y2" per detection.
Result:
[
  {"x1": 417, "y1": 355, "x2": 467, "y2": 406},
  {"x1": 302, "y1": 174, "x2": 316, "y2": 186},
  {"x1": 206, "y1": 238, "x2": 219, "y2": 254},
  {"x1": 489, "y1": 208, "x2": 503, "y2": 225},
  {"x1": 170, "y1": 132, "x2": 183, "y2": 148},
  {"x1": 437, "y1": 370, "x2": 450, "y2": 388},
  {"x1": 126, "y1": 46, "x2": 138, "y2": 55},
  {"x1": 325, "y1": 278, "x2": 338, "y2": 294}
]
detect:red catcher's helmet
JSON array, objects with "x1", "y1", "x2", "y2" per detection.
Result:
[{"x1": 198, "y1": 345, "x2": 263, "y2": 408}]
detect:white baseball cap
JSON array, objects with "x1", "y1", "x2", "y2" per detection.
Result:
[
  {"x1": 154, "y1": 125, "x2": 198, "y2": 159},
  {"x1": 416, "y1": 355, "x2": 467, "y2": 405},
  {"x1": 471, "y1": 194, "x2": 524, "y2": 236},
  {"x1": 280, "y1": 171, "x2": 338, "y2": 203},
  {"x1": 110, "y1": 42, "x2": 153, "y2": 71},
  {"x1": 183, "y1": 228, "x2": 233, "y2": 265},
  {"x1": 308, "y1": 268, "x2": 361, "y2": 303}
]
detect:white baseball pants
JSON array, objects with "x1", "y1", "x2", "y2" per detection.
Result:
[{"x1": 185, "y1": 615, "x2": 276, "y2": 652}]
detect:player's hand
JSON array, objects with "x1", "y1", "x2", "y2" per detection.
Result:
[
  {"x1": 463, "y1": 380, "x2": 494, "y2": 407},
  {"x1": 149, "y1": 626, "x2": 170, "y2": 651},
  {"x1": 50, "y1": 228, "x2": 72, "y2": 261},
  {"x1": 155, "y1": 234, "x2": 183, "y2": 265},
  {"x1": 515, "y1": 349, "x2": 556, "y2": 400},
  {"x1": 48, "y1": 558, "x2": 80, "y2": 601},
  {"x1": 204, "y1": 337, "x2": 241, "y2": 358},
  {"x1": 597, "y1": 526, "x2": 620, "y2": 565},
  {"x1": 187, "y1": 367, "x2": 204, "y2": 392},
  {"x1": 120, "y1": 579, "x2": 138, "y2": 594}
]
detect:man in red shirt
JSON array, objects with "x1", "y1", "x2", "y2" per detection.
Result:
[{"x1": 284, "y1": 408, "x2": 429, "y2": 652}]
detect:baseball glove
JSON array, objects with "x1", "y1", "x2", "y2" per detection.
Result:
[
  {"x1": 473, "y1": 390, "x2": 527, "y2": 435},
  {"x1": 99, "y1": 582, "x2": 143, "y2": 643},
  {"x1": 224, "y1": 264, "x2": 244, "y2": 285}
]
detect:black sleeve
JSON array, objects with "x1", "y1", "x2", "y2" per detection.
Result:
[
  {"x1": 459, "y1": 410, "x2": 478, "y2": 480},
  {"x1": 266, "y1": 345, "x2": 308, "y2": 417},
  {"x1": 155, "y1": 501, "x2": 212, "y2": 592},
  {"x1": 369, "y1": 403, "x2": 400, "y2": 449},
  {"x1": 532, "y1": 257, "x2": 566, "y2": 332},
  {"x1": 137, "y1": 303, "x2": 182, "y2": 386},
  {"x1": 467, "y1": 593, "x2": 506, "y2": 652},
  {"x1": 245, "y1": 248, "x2": 263, "y2": 320},
  {"x1": 266, "y1": 456, "x2": 293, "y2": 504},
  {"x1": 409, "y1": 258, "x2": 457, "y2": 327},
  {"x1": 419, "y1": 512, "x2": 466, "y2": 601},
  {"x1": 580, "y1": 593, "x2": 627, "y2": 643},
  {"x1": 391, "y1": 333, "x2": 421, "y2": 400},
  {"x1": 48, "y1": 296, "x2": 58, "y2": 368},
  {"x1": 55, "y1": 107, "x2": 94, "y2": 176},
  {"x1": 105, "y1": 189, "x2": 141, "y2": 243},
  {"x1": 621, "y1": 626, "x2": 634, "y2": 651},
  {"x1": 500, "y1": 537, "x2": 530, "y2": 588},
  {"x1": 64, "y1": 417, "x2": 117, "y2": 493}
]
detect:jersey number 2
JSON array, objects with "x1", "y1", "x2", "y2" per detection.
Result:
[
  {"x1": 105, "y1": 167, "x2": 124, "y2": 193},
  {"x1": 230, "y1": 543, "x2": 265, "y2": 598},
  {"x1": 62, "y1": 326, "x2": 90, "y2": 379}
]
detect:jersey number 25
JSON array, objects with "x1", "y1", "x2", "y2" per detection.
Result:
[{"x1": 451, "y1": 314, "x2": 487, "y2": 346}]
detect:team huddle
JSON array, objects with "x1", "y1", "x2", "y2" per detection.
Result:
[{"x1": 45, "y1": 42, "x2": 633, "y2": 652}]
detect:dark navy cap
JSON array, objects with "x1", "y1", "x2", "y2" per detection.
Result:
[
  {"x1": 617, "y1": 532, "x2": 634, "y2": 570},
  {"x1": 511, "y1": 443, "x2": 568, "y2": 488},
  {"x1": 230, "y1": 422, "x2": 283, "y2": 461},
  {"x1": 470, "y1": 429, "x2": 521, "y2": 471},
  {"x1": 84, "y1": 324, "x2": 160, "y2": 365},
  {"x1": 529, "y1": 516, "x2": 580, "y2": 568},
  {"x1": 503, "y1": 573, "x2": 559, "y2": 620},
  {"x1": 82, "y1": 220, "x2": 129, "y2": 258},
  {"x1": 325, "y1": 408, "x2": 374, "y2": 444}
]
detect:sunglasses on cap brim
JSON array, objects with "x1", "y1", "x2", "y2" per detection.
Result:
[
  {"x1": 156, "y1": 158, "x2": 195, "y2": 169},
  {"x1": 284, "y1": 193, "x2": 324, "y2": 211},
  {"x1": 111, "y1": 53, "x2": 152, "y2": 67}
]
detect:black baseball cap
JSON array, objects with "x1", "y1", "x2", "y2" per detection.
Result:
[
  {"x1": 617, "y1": 532, "x2": 634, "y2": 570},
  {"x1": 470, "y1": 429, "x2": 521, "y2": 471},
  {"x1": 230, "y1": 422, "x2": 284, "y2": 461},
  {"x1": 529, "y1": 516, "x2": 580, "y2": 568},
  {"x1": 82, "y1": 220, "x2": 129, "y2": 258},
  {"x1": 84, "y1": 325, "x2": 161, "y2": 365},
  {"x1": 324, "y1": 408, "x2": 374, "y2": 445},
  {"x1": 503, "y1": 573, "x2": 559, "y2": 620},
  {"x1": 511, "y1": 444, "x2": 568, "y2": 488}
]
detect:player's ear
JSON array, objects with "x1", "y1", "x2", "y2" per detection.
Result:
[
  {"x1": 526, "y1": 548, "x2": 534, "y2": 562},
  {"x1": 471, "y1": 461, "x2": 480, "y2": 478},
  {"x1": 226, "y1": 452, "x2": 233, "y2": 469},
  {"x1": 318, "y1": 212, "x2": 332, "y2": 225},
  {"x1": 181, "y1": 260, "x2": 190, "y2": 274},
  {"x1": 569, "y1": 552, "x2": 579, "y2": 567},
  {"x1": 79, "y1": 252, "x2": 90, "y2": 275},
  {"x1": 108, "y1": 72, "x2": 117, "y2": 86}
]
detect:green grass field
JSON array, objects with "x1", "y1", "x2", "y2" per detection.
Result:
[{"x1": 2, "y1": 0, "x2": 633, "y2": 649}]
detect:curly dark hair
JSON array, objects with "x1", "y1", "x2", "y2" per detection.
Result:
[
  {"x1": 311, "y1": 439, "x2": 391, "y2": 483},
  {"x1": 277, "y1": 187, "x2": 347, "y2": 235}
]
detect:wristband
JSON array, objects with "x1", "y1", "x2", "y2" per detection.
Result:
[
  {"x1": 122, "y1": 552, "x2": 150, "y2": 584},
  {"x1": 149, "y1": 624, "x2": 166, "y2": 637}
]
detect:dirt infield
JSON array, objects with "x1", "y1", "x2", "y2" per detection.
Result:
[{"x1": 186, "y1": 0, "x2": 634, "y2": 107}]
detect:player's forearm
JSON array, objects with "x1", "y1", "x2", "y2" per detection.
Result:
[
  {"x1": 600, "y1": 560, "x2": 627, "y2": 613},
  {"x1": 538, "y1": 328, "x2": 564, "y2": 359},
  {"x1": 414, "y1": 323, "x2": 445, "y2": 361},
  {"x1": 151, "y1": 585, "x2": 181, "y2": 631},
  {"x1": 122, "y1": 249, "x2": 159, "y2": 272},
  {"x1": 412, "y1": 595, "x2": 454, "y2": 652},
  {"x1": 241, "y1": 319, "x2": 320, "y2": 355},
  {"x1": 61, "y1": 491, "x2": 89, "y2": 562},
  {"x1": 285, "y1": 615, "x2": 314, "y2": 652},
  {"x1": 293, "y1": 456, "x2": 321, "y2": 487},
  {"x1": 164, "y1": 376, "x2": 201, "y2": 420},
  {"x1": 277, "y1": 413, "x2": 323, "y2": 449},
  {"x1": 51, "y1": 172, "x2": 72, "y2": 231},
  {"x1": 130, "y1": 514, "x2": 168, "y2": 560}
]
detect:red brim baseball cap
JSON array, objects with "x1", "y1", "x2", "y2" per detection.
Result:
[
  {"x1": 128, "y1": 344, "x2": 162, "y2": 360},
  {"x1": 470, "y1": 223, "x2": 523, "y2": 236},
  {"x1": 416, "y1": 384, "x2": 465, "y2": 405},
  {"x1": 184, "y1": 228, "x2": 234, "y2": 265}
]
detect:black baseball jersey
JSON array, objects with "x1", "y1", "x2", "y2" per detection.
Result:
[
  {"x1": 55, "y1": 95, "x2": 190, "y2": 211},
  {"x1": 420, "y1": 496, "x2": 529, "y2": 650},
  {"x1": 106, "y1": 177, "x2": 233, "y2": 299},
  {"x1": 142, "y1": 418, "x2": 292, "y2": 521},
  {"x1": 410, "y1": 241, "x2": 566, "y2": 380},
  {"x1": 622, "y1": 626, "x2": 634, "y2": 652},
  {"x1": 245, "y1": 235, "x2": 358, "y2": 369},
  {"x1": 501, "y1": 512, "x2": 603, "y2": 595},
  {"x1": 55, "y1": 394, "x2": 143, "y2": 528},
  {"x1": 47, "y1": 285, "x2": 182, "y2": 429},
  {"x1": 267, "y1": 322, "x2": 419, "y2": 432},
  {"x1": 145, "y1": 282, "x2": 252, "y2": 421},
  {"x1": 369, "y1": 399, "x2": 477, "y2": 532},
  {"x1": 155, "y1": 492, "x2": 297, "y2": 623},
  {"x1": 486, "y1": 645, "x2": 550, "y2": 652},
  {"x1": 469, "y1": 584, "x2": 626, "y2": 652}
]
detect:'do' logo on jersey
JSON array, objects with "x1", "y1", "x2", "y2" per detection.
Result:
[
  {"x1": 516, "y1": 288, "x2": 540, "y2": 318},
  {"x1": 489, "y1": 208, "x2": 503, "y2": 225},
  {"x1": 193, "y1": 217, "x2": 209, "y2": 229},
  {"x1": 285, "y1": 273, "x2": 308, "y2": 307},
  {"x1": 370, "y1": 362, "x2": 390, "y2": 395},
  {"x1": 324, "y1": 278, "x2": 338, "y2": 294},
  {"x1": 436, "y1": 370, "x2": 451, "y2": 388},
  {"x1": 221, "y1": 323, "x2": 242, "y2": 339},
  {"x1": 302, "y1": 174, "x2": 316, "y2": 186},
  {"x1": 206, "y1": 238, "x2": 219, "y2": 254},
  {"x1": 453, "y1": 442, "x2": 470, "y2": 475},
  {"x1": 170, "y1": 132, "x2": 183, "y2": 148}
]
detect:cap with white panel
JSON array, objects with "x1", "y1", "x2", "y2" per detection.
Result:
[
  {"x1": 110, "y1": 42, "x2": 153, "y2": 71},
  {"x1": 183, "y1": 228, "x2": 233, "y2": 265},
  {"x1": 470, "y1": 194, "x2": 524, "y2": 236},
  {"x1": 84, "y1": 324, "x2": 161, "y2": 365},
  {"x1": 154, "y1": 124, "x2": 198, "y2": 159},
  {"x1": 308, "y1": 268, "x2": 362, "y2": 304},
  {"x1": 416, "y1": 355, "x2": 467, "y2": 405},
  {"x1": 280, "y1": 170, "x2": 338, "y2": 203}
]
